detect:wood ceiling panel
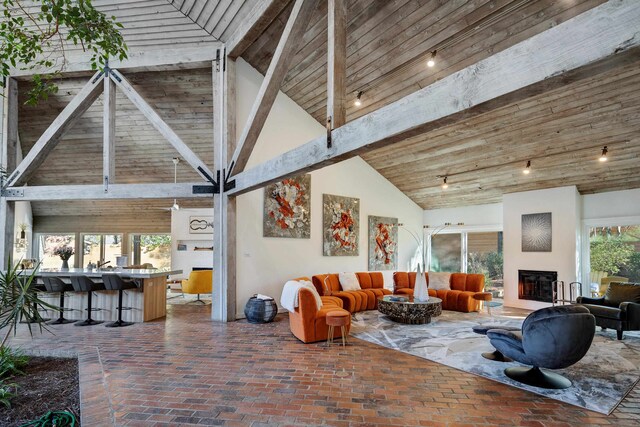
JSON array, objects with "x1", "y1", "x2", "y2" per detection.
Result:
[{"x1": 361, "y1": 60, "x2": 640, "y2": 209}]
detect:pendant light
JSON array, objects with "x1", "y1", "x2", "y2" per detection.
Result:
[{"x1": 171, "y1": 157, "x2": 180, "y2": 210}]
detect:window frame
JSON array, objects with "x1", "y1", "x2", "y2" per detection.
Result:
[{"x1": 79, "y1": 233, "x2": 123, "y2": 267}]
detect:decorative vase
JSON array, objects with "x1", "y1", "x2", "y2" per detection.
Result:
[
  {"x1": 61, "y1": 259, "x2": 69, "y2": 270},
  {"x1": 414, "y1": 264, "x2": 429, "y2": 301}
]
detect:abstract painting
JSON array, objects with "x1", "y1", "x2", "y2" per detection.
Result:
[
  {"x1": 189, "y1": 216, "x2": 214, "y2": 234},
  {"x1": 323, "y1": 194, "x2": 359, "y2": 256},
  {"x1": 368, "y1": 216, "x2": 398, "y2": 270},
  {"x1": 522, "y1": 212, "x2": 552, "y2": 252},
  {"x1": 263, "y1": 174, "x2": 311, "y2": 238}
]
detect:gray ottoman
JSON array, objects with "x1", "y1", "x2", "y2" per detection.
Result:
[{"x1": 472, "y1": 324, "x2": 521, "y2": 362}]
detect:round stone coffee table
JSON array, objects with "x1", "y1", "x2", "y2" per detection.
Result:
[{"x1": 377, "y1": 295, "x2": 442, "y2": 324}]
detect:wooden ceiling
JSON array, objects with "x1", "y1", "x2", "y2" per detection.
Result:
[{"x1": 12, "y1": 0, "x2": 640, "y2": 215}]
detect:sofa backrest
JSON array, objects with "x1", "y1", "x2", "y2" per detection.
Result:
[
  {"x1": 312, "y1": 272, "x2": 386, "y2": 295},
  {"x1": 393, "y1": 271, "x2": 484, "y2": 293},
  {"x1": 604, "y1": 282, "x2": 640, "y2": 307}
]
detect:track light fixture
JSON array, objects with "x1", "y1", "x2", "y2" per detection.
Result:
[
  {"x1": 441, "y1": 176, "x2": 448, "y2": 190},
  {"x1": 523, "y1": 160, "x2": 531, "y2": 175},
  {"x1": 599, "y1": 146, "x2": 608, "y2": 162},
  {"x1": 354, "y1": 91, "x2": 363, "y2": 107},
  {"x1": 427, "y1": 50, "x2": 437, "y2": 67}
]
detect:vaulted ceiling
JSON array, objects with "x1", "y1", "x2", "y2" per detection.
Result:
[{"x1": 12, "y1": 0, "x2": 640, "y2": 215}]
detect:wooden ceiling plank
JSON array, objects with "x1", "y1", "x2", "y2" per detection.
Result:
[
  {"x1": 7, "y1": 71, "x2": 104, "y2": 187},
  {"x1": 229, "y1": 0, "x2": 640, "y2": 196},
  {"x1": 230, "y1": 0, "x2": 319, "y2": 173}
]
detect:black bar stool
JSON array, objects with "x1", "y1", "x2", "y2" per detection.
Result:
[
  {"x1": 102, "y1": 274, "x2": 138, "y2": 327},
  {"x1": 70, "y1": 275, "x2": 106, "y2": 326},
  {"x1": 42, "y1": 277, "x2": 77, "y2": 324}
]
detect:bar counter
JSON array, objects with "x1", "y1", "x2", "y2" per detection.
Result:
[{"x1": 26, "y1": 268, "x2": 181, "y2": 323}]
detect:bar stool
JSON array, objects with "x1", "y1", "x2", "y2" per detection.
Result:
[
  {"x1": 42, "y1": 277, "x2": 77, "y2": 324},
  {"x1": 102, "y1": 274, "x2": 138, "y2": 327},
  {"x1": 70, "y1": 275, "x2": 106, "y2": 326}
]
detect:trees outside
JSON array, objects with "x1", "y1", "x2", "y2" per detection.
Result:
[{"x1": 590, "y1": 225, "x2": 640, "y2": 282}]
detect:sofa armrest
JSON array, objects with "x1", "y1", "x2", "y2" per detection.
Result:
[
  {"x1": 576, "y1": 296, "x2": 605, "y2": 305},
  {"x1": 620, "y1": 302, "x2": 640, "y2": 326}
]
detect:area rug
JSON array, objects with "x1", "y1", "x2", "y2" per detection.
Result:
[{"x1": 350, "y1": 310, "x2": 640, "y2": 415}]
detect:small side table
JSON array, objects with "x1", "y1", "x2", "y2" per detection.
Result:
[
  {"x1": 326, "y1": 310, "x2": 350, "y2": 347},
  {"x1": 473, "y1": 292, "x2": 493, "y2": 315}
]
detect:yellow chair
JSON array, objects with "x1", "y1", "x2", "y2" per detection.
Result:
[
  {"x1": 599, "y1": 276, "x2": 629, "y2": 296},
  {"x1": 181, "y1": 270, "x2": 213, "y2": 303},
  {"x1": 589, "y1": 271, "x2": 608, "y2": 297}
]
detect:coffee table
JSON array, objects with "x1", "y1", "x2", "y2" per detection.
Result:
[{"x1": 377, "y1": 295, "x2": 442, "y2": 324}]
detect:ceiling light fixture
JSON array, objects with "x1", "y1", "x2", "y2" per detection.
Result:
[
  {"x1": 599, "y1": 146, "x2": 608, "y2": 162},
  {"x1": 171, "y1": 157, "x2": 180, "y2": 211},
  {"x1": 354, "y1": 91, "x2": 363, "y2": 107},
  {"x1": 427, "y1": 50, "x2": 437, "y2": 68},
  {"x1": 441, "y1": 176, "x2": 448, "y2": 190},
  {"x1": 523, "y1": 160, "x2": 531, "y2": 175}
]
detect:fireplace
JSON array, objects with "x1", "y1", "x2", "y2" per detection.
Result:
[{"x1": 518, "y1": 270, "x2": 557, "y2": 303}]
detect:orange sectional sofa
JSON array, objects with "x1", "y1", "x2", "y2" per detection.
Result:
[
  {"x1": 287, "y1": 277, "x2": 351, "y2": 343},
  {"x1": 311, "y1": 272, "x2": 392, "y2": 313},
  {"x1": 394, "y1": 272, "x2": 485, "y2": 313}
]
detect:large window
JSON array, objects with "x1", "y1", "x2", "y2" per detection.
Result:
[
  {"x1": 467, "y1": 232, "x2": 504, "y2": 296},
  {"x1": 431, "y1": 233, "x2": 461, "y2": 272},
  {"x1": 130, "y1": 234, "x2": 171, "y2": 268},
  {"x1": 589, "y1": 225, "x2": 640, "y2": 284},
  {"x1": 81, "y1": 234, "x2": 122, "y2": 267},
  {"x1": 38, "y1": 234, "x2": 76, "y2": 269}
]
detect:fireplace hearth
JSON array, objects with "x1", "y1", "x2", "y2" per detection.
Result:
[{"x1": 518, "y1": 270, "x2": 558, "y2": 303}]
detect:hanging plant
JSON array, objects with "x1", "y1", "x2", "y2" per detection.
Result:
[{"x1": 0, "y1": 0, "x2": 128, "y2": 105}]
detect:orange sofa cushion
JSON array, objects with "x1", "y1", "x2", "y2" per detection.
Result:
[
  {"x1": 288, "y1": 287, "x2": 350, "y2": 343},
  {"x1": 311, "y1": 272, "x2": 391, "y2": 313}
]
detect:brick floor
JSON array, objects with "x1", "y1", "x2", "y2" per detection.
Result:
[{"x1": 7, "y1": 304, "x2": 640, "y2": 426}]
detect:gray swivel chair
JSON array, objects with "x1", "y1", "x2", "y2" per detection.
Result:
[
  {"x1": 42, "y1": 276, "x2": 76, "y2": 324},
  {"x1": 487, "y1": 305, "x2": 595, "y2": 389},
  {"x1": 102, "y1": 274, "x2": 138, "y2": 327},
  {"x1": 70, "y1": 275, "x2": 106, "y2": 326}
]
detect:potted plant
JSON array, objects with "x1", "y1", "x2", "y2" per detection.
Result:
[
  {"x1": 17, "y1": 224, "x2": 27, "y2": 240},
  {"x1": 53, "y1": 246, "x2": 74, "y2": 270}
]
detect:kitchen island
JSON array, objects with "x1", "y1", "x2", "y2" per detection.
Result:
[{"x1": 26, "y1": 268, "x2": 181, "y2": 323}]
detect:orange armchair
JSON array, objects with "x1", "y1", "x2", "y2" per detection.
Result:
[{"x1": 181, "y1": 270, "x2": 213, "y2": 303}]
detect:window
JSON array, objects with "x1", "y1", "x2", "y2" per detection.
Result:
[
  {"x1": 130, "y1": 234, "x2": 172, "y2": 268},
  {"x1": 81, "y1": 234, "x2": 123, "y2": 267},
  {"x1": 467, "y1": 232, "x2": 504, "y2": 297},
  {"x1": 38, "y1": 234, "x2": 76, "y2": 269},
  {"x1": 589, "y1": 225, "x2": 640, "y2": 284},
  {"x1": 430, "y1": 233, "x2": 461, "y2": 272}
]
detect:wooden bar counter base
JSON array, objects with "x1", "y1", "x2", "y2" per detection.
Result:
[{"x1": 25, "y1": 268, "x2": 181, "y2": 323}]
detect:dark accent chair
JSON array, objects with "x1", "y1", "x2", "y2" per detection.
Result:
[
  {"x1": 487, "y1": 305, "x2": 595, "y2": 389},
  {"x1": 102, "y1": 274, "x2": 138, "y2": 327},
  {"x1": 576, "y1": 282, "x2": 640, "y2": 340},
  {"x1": 70, "y1": 275, "x2": 106, "y2": 326}
]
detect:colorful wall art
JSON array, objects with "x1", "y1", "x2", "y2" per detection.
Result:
[
  {"x1": 263, "y1": 174, "x2": 311, "y2": 238},
  {"x1": 323, "y1": 194, "x2": 360, "y2": 256},
  {"x1": 368, "y1": 216, "x2": 398, "y2": 270},
  {"x1": 521, "y1": 212, "x2": 552, "y2": 252}
]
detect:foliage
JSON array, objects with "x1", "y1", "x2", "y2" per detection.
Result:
[
  {"x1": 1, "y1": 0, "x2": 128, "y2": 104},
  {"x1": 0, "y1": 346, "x2": 28, "y2": 378},
  {"x1": 467, "y1": 251, "x2": 503, "y2": 289},
  {"x1": 140, "y1": 235, "x2": 171, "y2": 253},
  {"x1": 0, "y1": 259, "x2": 59, "y2": 348},
  {"x1": 0, "y1": 380, "x2": 16, "y2": 408},
  {"x1": 590, "y1": 240, "x2": 634, "y2": 275},
  {"x1": 619, "y1": 252, "x2": 640, "y2": 283}
]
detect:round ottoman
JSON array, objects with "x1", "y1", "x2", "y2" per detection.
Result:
[
  {"x1": 472, "y1": 324, "x2": 521, "y2": 362},
  {"x1": 473, "y1": 292, "x2": 493, "y2": 315},
  {"x1": 326, "y1": 310, "x2": 350, "y2": 347}
]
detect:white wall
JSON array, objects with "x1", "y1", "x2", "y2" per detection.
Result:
[
  {"x1": 171, "y1": 208, "x2": 213, "y2": 280},
  {"x1": 423, "y1": 202, "x2": 502, "y2": 227},
  {"x1": 502, "y1": 186, "x2": 581, "y2": 310},
  {"x1": 582, "y1": 188, "x2": 640, "y2": 220},
  {"x1": 234, "y1": 59, "x2": 423, "y2": 317}
]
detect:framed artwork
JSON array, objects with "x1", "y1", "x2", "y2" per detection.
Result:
[
  {"x1": 263, "y1": 174, "x2": 311, "y2": 238},
  {"x1": 189, "y1": 216, "x2": 214, "y2": 234},
  {"x1": 177, "y1": 244, "x2": 187, "y2": 251},
  {"x1": 368, "y1": 216, "x2": 398, "y2": 270},
  {"x1": 323, "y1": 194, "x2": 359, "y2": 256},
  {"x1": 522, "y1": 212, "x2": 552, "y2": 252}
]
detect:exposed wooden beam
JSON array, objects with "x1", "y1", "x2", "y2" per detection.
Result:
[
  {"x1": 10, "y1": 45, "x2": 224, "y2": 79},
  {"x1": 228, "y1": 0, "x2": 640, "y2": 196},
  {"x1": 327, "y1": 0, "x2": 347, "y2": 129},
  {"x1": 103, "y1": 74, "x2": 116, "y2": 190},
  {"x1": 225, "y1": 0, "x2": 291, "y2": 60},
  {"x1": 229, "y1": 0, "x2": 318, "y2": 174},
  {"x1": 6, "y1": 71, "x2": 103, "y2": 188},
  {"x1": 213, "y1": 52, "x2": 238, "y2": 322},
  {"x1": 0, "y1": 79, "x2": 18, "y2": 269},
  {"x1": 2, "y1": 183, "x2": 210, "y2": 201},
  {"x1": 109, "y1": 69, "x2": 214, "y2": 182}
]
